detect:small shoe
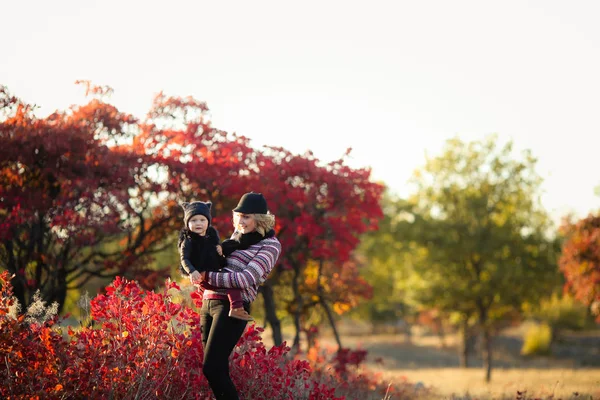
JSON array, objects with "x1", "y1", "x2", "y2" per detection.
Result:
[{"x1": 229, "y1": 308, "x2": 254, "y2": 321}]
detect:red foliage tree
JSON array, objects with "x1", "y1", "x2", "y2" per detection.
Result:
[
  {"x1": 0, "y1": 83, "x2": 182, "y2": 312},
  {"x1": 256, "y1": 147, "x2": 384, "y2": 349},
  {"x1": 0, "y1": 84, "x2": 264, "y2": 313},
  {"x1": 559, "y1": 213, "x2": 600, "y2": 321},
  {"x1": 133, "y1": 90, "x2": 259, "y2": 224},
  {"x1": 1, "y1": 83, "x2": 384, "y2": 349},
  {"x1": 133, "y1": 94, "x2": 385, "y2": 346}
]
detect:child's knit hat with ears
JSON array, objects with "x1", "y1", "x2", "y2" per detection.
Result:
[{"x1": 181, "y1": 201, "x2": 212, "y2": 227}]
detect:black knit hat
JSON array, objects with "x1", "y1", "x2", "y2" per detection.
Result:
[
  {"x1": 181, "y1": 201, "x2": 212, "y2": 227},
  {"x1": 233, "y1": 192, "x2": 268, "y2": 214}
]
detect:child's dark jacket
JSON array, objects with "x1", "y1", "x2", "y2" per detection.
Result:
[{"x1": 178, "y1": 226, "x2": 226, "y2": 275}]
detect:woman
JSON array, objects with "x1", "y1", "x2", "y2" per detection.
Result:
[{"x1": 190, "y1": 192, "x2": 281, "y2": 400}]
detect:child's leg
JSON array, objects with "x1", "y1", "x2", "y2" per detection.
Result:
[
  {"x1": 227, "y1": 288, "x2": 244, "y2": 310},
  {"x1": 226, "y1": 289, "x2": 253, "y2": 321}
]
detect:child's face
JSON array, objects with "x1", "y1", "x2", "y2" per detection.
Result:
[
  {"x1": 233, "y1": 213, "x2": 256, "y2": 234},
  {"x1": 188, "y1": 215, "x2": 209, "y2": 236}
]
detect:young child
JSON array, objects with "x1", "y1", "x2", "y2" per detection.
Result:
[{"x1": 178, "y1": 201, "x2": 253, "y2": 321}]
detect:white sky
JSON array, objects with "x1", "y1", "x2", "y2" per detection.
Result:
[{"x1": 2, "y1": 0, "x2": 599, "y2": 224}]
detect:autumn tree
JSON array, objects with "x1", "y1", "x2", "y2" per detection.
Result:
[
  {"x1": 396, "y1": 135, "x2": 561, "y2": 381},
  {"x1": 253, "y1": 147, "x2": 384, "y2": 349},
  {"x1": 559, "y1": 214, "x2": 600, "y2": 321},
  {"x1": 136, "y1": 95, "x2": 385, "y2": 346},
  {"x1": 0, "y1": 82, "x2": 385, "y2": 350},
  {"x1": 0, "y1": 83, "x2": 181, "y2": 312}
]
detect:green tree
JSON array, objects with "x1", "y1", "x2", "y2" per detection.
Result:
[
  {"x1": 402, "y1": 135, "x2": 561, "y2": 381},
  {"x1": 354, "y1": 191, "x2": 418, "y2": 326}
]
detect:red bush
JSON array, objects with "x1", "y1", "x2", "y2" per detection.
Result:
[
  {"x1": 0, "y1": 272, "x2": 66, "y2": 398},
  {"x1": 1, "y1": 272, "x2": 408, "y2": 399},
  {"x1": 302, "y1": 339, "x2": 409, "y2": 399}
]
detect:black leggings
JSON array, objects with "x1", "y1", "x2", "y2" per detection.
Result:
[{"x1": 200, "y1": 299, "x2": 249, "y2": 400}]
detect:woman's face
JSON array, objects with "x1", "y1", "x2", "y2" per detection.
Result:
[{"x1": 234, "y1": 213, "x2": 256, "y2": 234}]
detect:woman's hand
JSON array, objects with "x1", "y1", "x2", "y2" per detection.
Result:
[{"x1": 216, "y1": 245, "x2": 223, "y2": 256}]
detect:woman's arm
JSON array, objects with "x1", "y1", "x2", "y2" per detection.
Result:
[{"x1": 206, "y1": 239, "x2": 281, "y2": 289}]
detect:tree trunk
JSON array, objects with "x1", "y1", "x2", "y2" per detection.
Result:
[
  {"x1": 316, "y1": 259, "x2": 342, "y2": 349},
  {"x1": 291, "y1": 264, "x2": 303, "y2": 353},
  {"x1": 4, "y1": 239, "x2": 27, "y2": 311},
  {"x1": 405, "y1": 322, "x2": 412, "y2": 344},
  {"x1": 482, "y1": 327, "x2": 492, "y2": 382},
  {"x1": 320, "y1": 297, "x2": 343, "y2": 350},
  {"x1": 478, "y1": 304, "x2": 493, "y2": 382},
  {"x1": 437, "y1": 321, "x2": 447, "y2": 348},
  {"x1": 459, "y1": 319, "x2": 469, "y2": 368},
  {"x1": 260, "y1": 282, "x2": 282, "y2": 346},
  {"x1": 52, "y1": 268, "x2": 68, "y2": 315},
  {"x1": 10, "y1": 274, "x2": 27, "y2": 313}
]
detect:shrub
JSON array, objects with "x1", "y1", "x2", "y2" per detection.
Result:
[
  {"x1": 534, "y1": 293, "x2": 592, "y2": 332},
  {"x1": 0, "y1": 271, "x2": 412, "y2": 399},
  {"x1": 521, "y1": 322, "x2": 552, "y2": 356}
]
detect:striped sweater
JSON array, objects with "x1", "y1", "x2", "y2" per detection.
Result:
[{"x1": 204, "y1": 236, "x2": 281, "y2": 303}]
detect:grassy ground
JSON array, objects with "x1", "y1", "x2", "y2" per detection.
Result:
[
  {"x1": 260, "y1": 324, "x2": 600, "y2": 399},
  {"x1": 373, "y1": 367, "x2": 600, "y2": 399}
]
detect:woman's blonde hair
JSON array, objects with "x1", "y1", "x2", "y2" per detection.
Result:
[{"x1": 233, "y1": 212, "x2": 276, "y2": 236}]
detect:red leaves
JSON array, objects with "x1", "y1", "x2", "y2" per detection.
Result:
[
  {"x1": 301, "y1": 340, "x2": 404, "y2": 399},
  {"x1": 75, "y1": 80, "x2": 115, "y2": 98},
  {"x1": 2, "y1": 273, "x2": 402, "y2": 399},
  {"x1": 255, "y1": 147, "x2": 384, "y2": 319},
  {"x1": 559, "y1": 214, "x2": 600, "y2": 321},
  {"x1": 1, "y1": 84, "x2": 180, "y2": 309},
  {"x1": 0, "y1": 275, "x2": 64, "y2": 397},
  {"x1": 2, "y1": 82, "x2": 386, "y2": 374}
]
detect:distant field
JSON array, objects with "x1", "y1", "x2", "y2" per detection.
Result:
[
  {"x1": 372, "y1": 367, "x2": 600, "y2": 399},
  {"x1": 261, "y1": 325, "x2": 600, "y2": 399}
]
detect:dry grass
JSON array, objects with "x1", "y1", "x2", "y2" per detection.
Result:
[
  {"x1": 261, "y1": 325, "x2": 600, "y2": 399},
  {"x1": 338, "y1": 331, "x2": 600, "y2": 399},
  {"x1": 373, "y1": 367, "x2": 600, "y2": 399}
]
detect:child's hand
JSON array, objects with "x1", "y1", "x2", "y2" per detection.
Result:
[
  {"x1": 190, "y1": 271, "x2": 202, "y2": 285},
  {"x1": 216, "y1": 245, "x2": 223, "y2": 256}
]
